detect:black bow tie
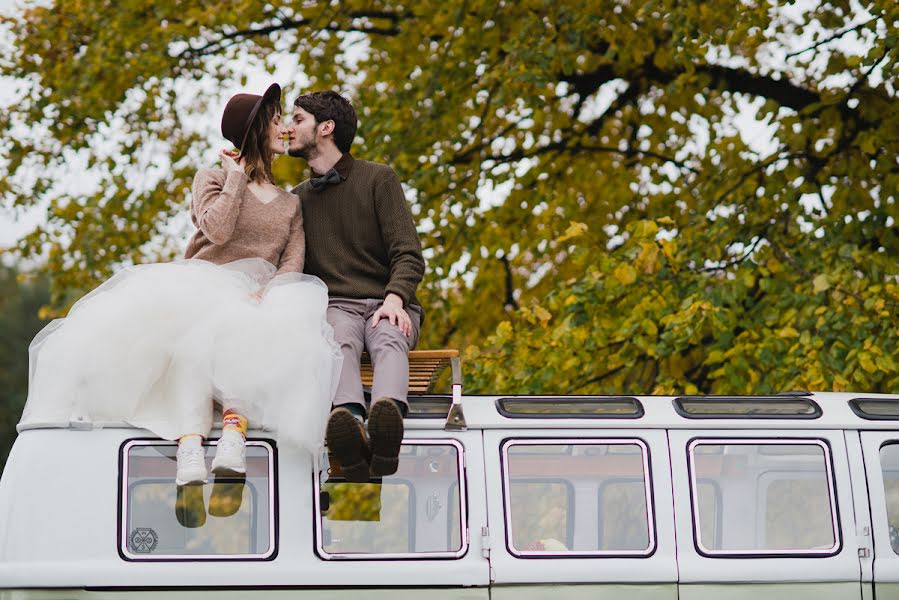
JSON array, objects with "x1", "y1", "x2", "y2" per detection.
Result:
[{"x1": 310, "y1": 168, "x2": 341, "y2": 191}]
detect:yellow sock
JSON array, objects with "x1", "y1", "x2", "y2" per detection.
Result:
[{"x1": 222, "y1": 410, "x2": 247, "y2": 438}]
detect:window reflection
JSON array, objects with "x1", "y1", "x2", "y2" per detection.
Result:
[
  {"x1": 504, "y1": 440, "x2": 653, "y2": 556},
  {"x1": 879, "y1": 444, "x2": 899, "y2": 554},
  {"x1": 318, "y1": 442, "x2": 465, "y2": 557},
  {"x1": 122, "y1": 441, "x2": 273, "y2": 559},
  {"x1": 690, "y1": 440, "x2": 837, "y2": 555}
]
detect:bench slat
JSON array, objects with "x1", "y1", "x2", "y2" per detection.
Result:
[{"x1": 358, "y1": 349, "x2": 460, "y2": 394}]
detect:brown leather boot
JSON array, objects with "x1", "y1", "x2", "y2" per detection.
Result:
[
  {"x1": 325, "y1": 407, "x2": 371, "y2": 483},
  {"x1": 368, "y1": 398, "x2": 404, "y2": 478}
]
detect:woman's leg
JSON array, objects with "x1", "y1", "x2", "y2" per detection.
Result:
[
  {"x1": 212, "y1": 408, "x2": 248, "y2": 475},
  {"x1": 176, "y1": 434, "x2": 208, "y2": 486}
]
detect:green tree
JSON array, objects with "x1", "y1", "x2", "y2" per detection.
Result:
[
  {"x1": 1, "y1": 1, "x2": 897, "y2": 394},
  {"x1": 0, "y1": 265, "x2": 50, "y2": 471}
]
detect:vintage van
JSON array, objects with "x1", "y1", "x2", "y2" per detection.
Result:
[{"x1": 2, "y1": 352, "x2": 899, "y2": 599}]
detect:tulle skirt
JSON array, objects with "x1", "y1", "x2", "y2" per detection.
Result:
[{"x1": 20, "y1": 258, "x2": 343, "y2": 454}]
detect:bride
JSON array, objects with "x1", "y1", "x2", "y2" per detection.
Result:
[{"x1": 21, "y1": 83, "x2": 342, "y2": 485}]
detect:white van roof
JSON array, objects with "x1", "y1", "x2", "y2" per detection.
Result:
[{"x1": 16, "y1": 391, "x2": 899, "y2": 433}]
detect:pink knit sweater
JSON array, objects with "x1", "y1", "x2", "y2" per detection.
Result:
[{"x1": 184, "y1": 168, "x2": 304, "y2": 275}]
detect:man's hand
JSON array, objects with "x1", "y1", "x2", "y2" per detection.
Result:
[{"x1": 370, "y1": 293, "x2": 412, "y2": 337}]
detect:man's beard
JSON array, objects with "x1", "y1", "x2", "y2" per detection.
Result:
[{"x1": 288, "y1": 134, "x2": 318, "y2": 160}]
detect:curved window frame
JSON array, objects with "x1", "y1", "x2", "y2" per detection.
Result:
[
  {"x1": 501, "y1": 437, "x2": 657, "y2": 558},
  {"x1": 849, "y1": 398, "x2": 899, "y2": 421},
  {"x1": 314, "y1": 438, "x2": 469, "y2": 561},
  {"x1": 674, "y1": 396, "x2": 822, "y2": 419},
  {"x1": 496, "y1": 396, "x2": 644, "y2": 419},
  {"x1": 687, "y1": 437, "x2": 841, "y2": 558},
  {"x1": 118, "y1": 438, "x2": 277, "y2": 562}
]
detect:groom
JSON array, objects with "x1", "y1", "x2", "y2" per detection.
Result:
[{"x1": 286, "y1": 91, "x2": 425, "y2": 482}]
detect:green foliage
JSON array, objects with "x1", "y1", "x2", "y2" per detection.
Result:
[
  {"x1": 1, "y1": 1, "x2": 897, "y2": 394},
  {"x1": 0, "y1": 265, "x2": 50, "y2": 471}
]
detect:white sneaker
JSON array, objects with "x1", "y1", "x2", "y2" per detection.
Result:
[
  {"x1": 176, "y1": 437, "x2": 208, "y2": 485},
  {"x1": 212, "y1": 429, "x2": 246, "y2": 475}
]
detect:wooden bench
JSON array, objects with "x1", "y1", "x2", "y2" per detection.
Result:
[{"x1": 360, "y1": 349, "x2": 461, "y2": 393}]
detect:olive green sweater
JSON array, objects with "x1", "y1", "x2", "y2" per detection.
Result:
[{"x1": 292, "y1": 154, "x2": 424, "y2": 308}]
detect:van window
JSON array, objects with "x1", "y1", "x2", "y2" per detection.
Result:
[
  {"x1": 497, "y1": 397, "x2": 643, "y2": 419},
  {"x1": 316, "y1": 440, "x2": 466, "y2": 559},
  {"x1": 120, "y1": 440, "x2": 275, "y2": 560},
  {"x1": 851, "y1": 398, "x2": 899, "y2": 420},
  {"x1": 879, "y1": 443, "x2": 899, "y2": 553},
  {"x1": 688, "y1": 439, "x2": 838, "y2": 556},
  {"x1": 695, "y1": 480, "x2": 722, "y2": 550},
  {"x1": 675, "y1": 397, "x2": 821, "y2": 419},
  {"x1": 502, "y1": 439, "x2": 655, "y2": 557},
  {"x1": 512, "y1": 479, "x2": 573, "y2": 549}
]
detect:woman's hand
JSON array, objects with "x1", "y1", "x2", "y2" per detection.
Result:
[{"x1": 219, "y1": 149, "x2": 245, "y2": 174}]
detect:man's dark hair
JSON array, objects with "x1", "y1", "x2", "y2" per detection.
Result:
[{"x1": 294, "y1": 91, "x2": 358, "y2": 154}]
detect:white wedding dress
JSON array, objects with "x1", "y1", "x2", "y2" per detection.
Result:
[{"x1": 21, "y1": 258, "x2": 342, "y2": 454}]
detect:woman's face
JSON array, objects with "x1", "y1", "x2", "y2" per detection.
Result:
[{"x1": 268, "y1": 111, "x2": 288, "y2": 155}]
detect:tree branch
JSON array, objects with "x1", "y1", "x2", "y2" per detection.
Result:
[
  {"x1": 847, "y1": 48, "x2": 889, "y2": 100},
  {"x1": 500, "y1": 254, "x2": 518, "y2": 311},
  {"x1": 475, "y1": 141, "x2": 697, "y2": 175},
  {"x1": 572, "y1": 361, "x2": 626, "y2": 392},
  {"x1": 687, "y1": 64, "x2": 819, "y2": 111},
  {"x1": 785, "y1": 17, "x2": 879, "y2": 59},
  {"x1": 180, "y1": 11, "x2": 410, "y2": 60},
  {"x1": 695, "y1": 235, "x2": 764, "y2": 273},
  {"x1": 561, "y1": 64, "x2": 618, "y2": 98}
]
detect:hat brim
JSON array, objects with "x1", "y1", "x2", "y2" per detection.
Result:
[{"x1": 238, "y1": 83, "x2": 282, "y2": 154}]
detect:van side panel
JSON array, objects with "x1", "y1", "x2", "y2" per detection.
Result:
[
  {"x1": 679, "y1": 582, "x2": 859, "y2": 600},
  {"x1": 0, "y1": 590, "x2": 490, "y2": 600},
  {"x1": 491, "y1": 584, "x2": 675, "y2": 599},
  {"x1": 865, "y1": 583, "x2": 899, "y2": 600}
]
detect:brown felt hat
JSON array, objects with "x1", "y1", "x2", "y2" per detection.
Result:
[{"x1": 221, "y1": 83, "x2": 281, "y2": 154}]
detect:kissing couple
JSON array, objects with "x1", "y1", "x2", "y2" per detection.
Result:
[{"x1": 21, "y1": 84, "x2": 425, "y2": 486}]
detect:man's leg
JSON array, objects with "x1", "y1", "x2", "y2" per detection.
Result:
[
  {"x1": 366, "y1": 302, "x2": 422, "y2": 409},
  {"x1": 328, "y1": 299, "x2": 368, "y2": 410},
  {"x1": 364, "y1": 301, "x2": 422, "y2": 477},
  {"x1": 325, "y1": 299, "x2": 370, "y2": 482}
]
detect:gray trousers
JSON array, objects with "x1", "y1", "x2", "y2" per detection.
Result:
[{"x1": 327, "y1": 297, "x2": 422, "y2": 410}]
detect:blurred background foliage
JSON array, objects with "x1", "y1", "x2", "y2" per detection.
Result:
[
  {"x1": 1, "y1": 1, "x2": 898, "y2": 470},
  {"x1": 0, "y1": 265, "x2": 48, "y2": 466}
]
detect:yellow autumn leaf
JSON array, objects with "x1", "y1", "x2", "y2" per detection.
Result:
[
  {"x1": 660, "y1": 239, "x2": 677, "y2": 262},
  {"x1": 37, "y1": 306, "x2": 57, "y2": 320},
  {"x1": 635, "y1": 241, "x2": 660, "y2": 273},
  {"x1": 557, "y1": 221, "x2": 588, "y2": 243},
  {"x1": 533, "y1": 306, "x2": 552, "y2": 323},
  {"x1": 813, "y1": 274, "x2": 830, "y2": 293},
  {"x1": 613, "y1": 264, "x2": 637, "y2": 285},
  {"x1": 859, "y1": 353, "x2": 877, "y2": 373}
]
